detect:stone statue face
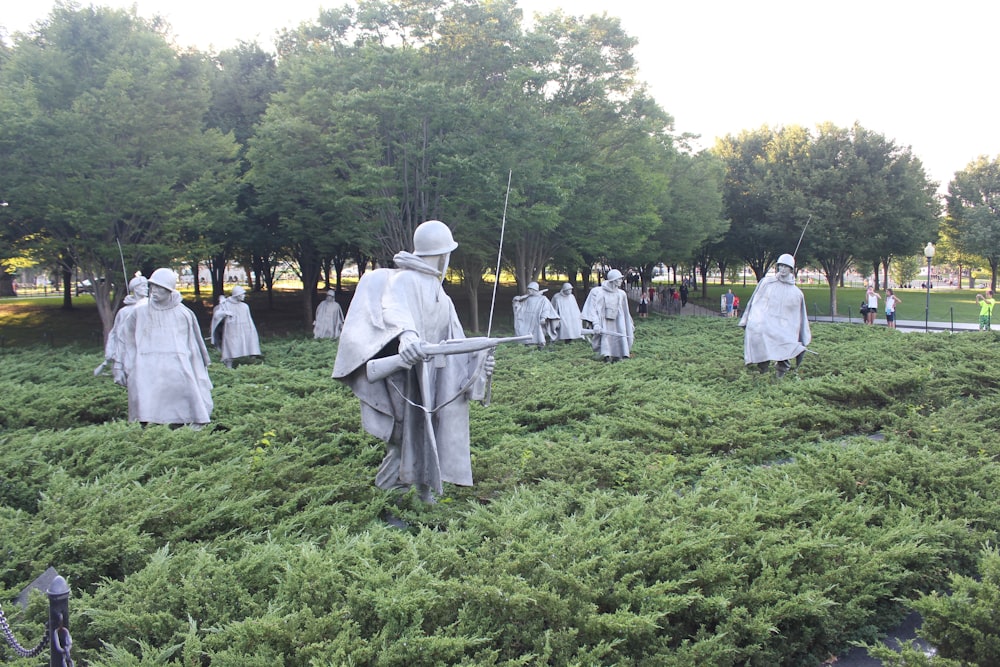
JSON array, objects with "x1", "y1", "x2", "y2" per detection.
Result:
[
  {"x1": 150, "y1": 284, "x2": 172, "y2": 306},
  {"x1": 423, "y1": 253, "x2": 450, "y2": 281},
  {"x1": 777, "y1": 264, "x2": 792, "y2": 278},
  {"x1": 134, "y1": 283, "x2": 149, "y2": 299}
]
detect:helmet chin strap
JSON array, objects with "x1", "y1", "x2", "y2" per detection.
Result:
[{"x1": 424, "y1": 253, "x2": 450, "y2": 282}]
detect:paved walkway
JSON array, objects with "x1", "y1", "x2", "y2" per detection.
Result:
[{"x1": 629, "y1": 289, "x2": 988, "y2": 333}]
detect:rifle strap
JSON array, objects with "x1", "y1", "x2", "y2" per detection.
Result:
[{"x1": 386, "y1": 350, "x2": 489, "y2": 414}]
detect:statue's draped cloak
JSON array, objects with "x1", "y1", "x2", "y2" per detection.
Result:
[
  {"x1": 581, "y1": 283, "x2": 635, "y2": 358},
  {"x1": 512, "y1": 292, "x2": 560, "y2": 344},
  {"x1": 313, "y1": 297, "x2": 344, "y2": 339},
  {"x1": 210, "y1": 297, "x2": 261, "y2": 361},
  {"x1": 105, "y1": 294, "x2": 143, "y2": 362},
  {"x1": 123, "y1": 291, "x2": 213, "y2": 425},
  {"x1": 739, "y1": 273, "x2": 812, "y2": 364},
  {"x1": 333, "y1": 253, "x2": 477, "y2": 492},
  {"x1": 550, "y1": 292, "x2": 583, "y2": 340}
]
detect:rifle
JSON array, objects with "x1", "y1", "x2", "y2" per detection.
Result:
[
  {"x1": 581, "y1": 328, "x2": 628, "y2": 337},
  {"x1": 366, "y1": 334, "x2": 531, "y2": 383}
]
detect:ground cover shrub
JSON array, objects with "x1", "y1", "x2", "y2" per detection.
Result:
[{"x1": 2, "y1": 315, "x2": 1000, "y2": 665}]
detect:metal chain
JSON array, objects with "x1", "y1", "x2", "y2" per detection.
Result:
[
  {"x1": 51, "y1": 615, "x2": 73, "y2": 667},
  {"x1": 0, "y1": 600, "x2": 49, "y2": 658}
]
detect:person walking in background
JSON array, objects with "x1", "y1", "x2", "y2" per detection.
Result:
[
  {"x1": 724, "y1": 289, "x2": 735, "y2": 317},
  {"x1": 976, "y1": 290, "x2": 995, "y2": 330},
  {"x1": 679, "y1": 283, "x2": 689, "y2": 307},
  {"x1": 865, "y1": 286, "x2": 880, "y2": 325},
  {"x1": 637, "y1": 292, "x2": 649, "y2": 318},
  {"x1": 884, "y1": 288, "x2": 901, "y2": 329},
  {"x1": 732, "y1": 294, "x2": 740, "y2": 319}
]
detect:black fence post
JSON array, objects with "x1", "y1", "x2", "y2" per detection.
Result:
[
  {"x1": 950, "y1": 307, "x2": 954, "y2": 333},
  {"x1": 47, "y1": 576, "x2": 70, "y2": 667}
]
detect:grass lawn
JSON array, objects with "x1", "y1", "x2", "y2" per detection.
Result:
[
  {"x1": 690, "y1": 282, "x2": 987, "y2": 324},
  {"x1": 2, "y1": 286, "x2": 1000, "y2": 665}
]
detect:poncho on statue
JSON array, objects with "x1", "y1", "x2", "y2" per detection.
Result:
[
  {"x1": 313, "y1": 290, "x2": 345, "y2": 339},
  {"x1": 122, "y1": 269, "x2": 213, "y2": 425},
  {"x1": 211, "y1": 286, "x2": 261, "y2": 366},
  {"x1": 582, "y1": 270, "x2": 635, "y2": 360},
  {"x1": 550, "y1": 283, "x2": 584, "y2": 340},
  {"x1": 332, "y1": 248, "x2": 489, "y2": 497},
  {"x1": 512, "y1": 282, "x2": 560, "y2": 346},
  {"x1": 739, "y1": 255, "x2": 811, "y2": 367},
  {"x1": 96, "y1": 273, "x2": 148, "y2": 385}
]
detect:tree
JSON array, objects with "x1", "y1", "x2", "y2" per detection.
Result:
[
  {"x1": 203, "y1": 41, "x2": 281, "y2": 304},
  {"x1": 890, "y1": 254, "x2": 920, "y2": 288},
  {"x1": 714, "y1": 126, "x2": 808, "y2": 281},
  {"x1": 945, "y1": 155, "x2": 1000, "y2": 292},
  {"x1": 246, "y1": 41, "x2": 388, "y2": 326},
  {"x1": 647, "y1": 150, "x2": 728, "y2": 291},
  {"x1": 0, "y1": 4, "x2": 239, "y2": 339},
  {"x1": 784, "y1": 124, "x2": 938, "y2": 314},
  {"x1": 716, "y1": 123, "x2": 938, "y2": 314}
]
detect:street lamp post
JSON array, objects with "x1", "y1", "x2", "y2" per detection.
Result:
[{"x1": 924, "y1": 242, "x2": 935, "y2": 332}]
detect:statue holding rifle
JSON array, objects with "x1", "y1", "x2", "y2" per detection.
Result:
[{"x1": 333, "y1": 220, "x2": 526, "y2": 503}]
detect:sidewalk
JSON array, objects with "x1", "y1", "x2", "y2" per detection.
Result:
[
  {"x1": 807, "y1": 313, "x2": 990, "y2": 333},
  {"x1": 633, "y1": 289, "x2": 987, "y2": 332}
]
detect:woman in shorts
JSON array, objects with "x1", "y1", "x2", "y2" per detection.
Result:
[{"x1": 884, "y1": 288, "x2": 901, "y2": 329}]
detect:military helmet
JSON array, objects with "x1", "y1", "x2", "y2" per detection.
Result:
[
  {"x1": 413, "y1": 220, "x2": 458, "y2": 256},
  {"x1": 128, "y1": 275, "x2": 148, "y2": 292},
  {"x1": 148, "y1": 268, "x2": 177, "y2": 291}
]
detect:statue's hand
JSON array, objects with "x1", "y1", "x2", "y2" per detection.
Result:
[{"x1": 398, "y1": 332, "x2": 425, "y2": 365}]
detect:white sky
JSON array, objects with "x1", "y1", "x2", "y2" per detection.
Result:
[{"x1": 3, "y1": 0, "x2": 999, "y2": 193}]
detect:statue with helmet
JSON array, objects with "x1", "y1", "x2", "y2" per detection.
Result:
[
  {"x1": 94, "y1": 272, "x2": 149, "y2": 384},
  {"x1": 738, "y1": 253, "x2": 812, "y2": 378},
  {"x1": 333, "y1": 221, "x2": 525, "y2": 504},
  {"x1": 210, "y1": 284, "x2": 262, "y2": 368},
  {"x1": 581, "y1": 268, "x2": 635, "y2": 362},
  {"x1": 512, "y1": 281, "x2": 560, "y2": 348},
  {"x1": 120, "y1": 267, "x2": 214, "y2": 426},
  {"x1": 313, "y1": 289, "x2": 345, "y2": 340},
  {"x1": 550, "y1": 282, "x2": 585, "y2": 342}
]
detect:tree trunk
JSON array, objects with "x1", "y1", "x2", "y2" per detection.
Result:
[
  {"x1": 0, "y1": 271, "x2": 15, "y2": 297},
  {"x1": 464, "y1": 275, "x2": 481, "y2": 333},
  {"x1": 62, "y1": 267, "x2": 73, "y2": 310},
  {"x1": 300, "y1": 262, "x2": 322, "y2": 330}
]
